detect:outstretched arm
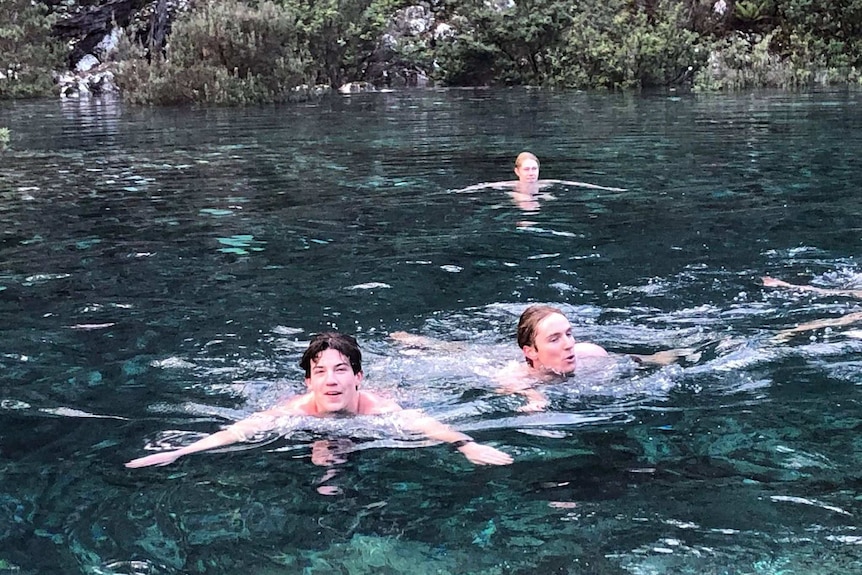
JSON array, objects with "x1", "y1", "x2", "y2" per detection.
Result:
[
  {"x1": 772, "y1": 311, "x2": 862, "y2": 343},
  {"x1": 402, "y1": 411, "x2": 513, "y2": 466},
  {"x1": 494, "y1": 363, "x2": 549, "y2": 412},
  {"x1": 629, "y1": 347, "x2": 699, "y2": 366},
  {"x1": 453, "y1": 181, "x2": 516, "y2": 193},
  {"x1": 544, "y1": 179, "x2": 627, "y2": 192},
  {"x1": 762, "y1": 276, "x2": 862, "y2": 299},
  {"x1": 389, "y1": 331, "x2": 467, "y2": 353},
  {"x1": 125, "y1": 411, "x2": 281, "y2": 468}
]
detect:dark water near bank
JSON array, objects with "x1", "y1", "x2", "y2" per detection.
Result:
[{"x1": 1, "y1": 89, "x2": 861, "y2": 574}]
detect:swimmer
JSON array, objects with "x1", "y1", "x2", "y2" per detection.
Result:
[
  {"x1": 455, "y1": 151, "x2": 626, "y2": 203},
  {"x1": 762, "y1": 276, "x2": 862, "y2": 342},
  {"x1": 497, "y1": 305, "x2": 693, "y2": 411},
  {"x1": 391, "y1": 305, "x2": 695, "y2": 413},
  {"x1": 125, "y1": 332, "x2": 513, "y2": 469}
]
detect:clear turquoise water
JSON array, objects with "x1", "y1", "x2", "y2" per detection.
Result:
[{"x1": 1, "y1": 90, "x2": 861, "y2": 574}]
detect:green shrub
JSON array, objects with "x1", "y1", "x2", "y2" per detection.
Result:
[
  {"x1": 429, "y1": 0, "x2": 574, "y2": 86},
  {"x1": 284, "y1": 0, "x2": 406, "y2": 88},
  {"x1": 0, "y1": 0, "x2": 64, "y2": 99},
  {"x1": 549, "y1": 0, "x2": 705, "y2": 90},
  {"x1": 116, "y1": 0, "x2": 313, "y2": 105},
  {"x1": 693, "y1": 30, "x2": 802, "y2": 90}
]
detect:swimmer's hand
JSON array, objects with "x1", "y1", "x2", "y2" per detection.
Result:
[
  {"x1": 517, "y1": 398, "x2": 549, "y2": 413},
  {"x1": 631, "y1": 348, "x2": 700, "y2": 366},
  {"x1": 389, "y1": 331, "x2": 466, "y2": 353},
  {"x1": 762, "y1": 276, "x2": 794, "y2": 288},
  {"x1": 457, "y1": 441, "x2": 513, "y2": 466},
  {"x1": 389, "y1": 331, "x2": 433, "y2": 347},
  {"x1": 125, "y1": 451, "x2": 182, "y2": 468}
]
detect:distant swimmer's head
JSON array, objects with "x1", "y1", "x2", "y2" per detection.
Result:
[
  {"x1": 517, "y1": 305, "x2": 578, "y2": 373},
  {"x1": 300, "y1": 332, "x2": 363, "y2": 377},
  {"x1": 514, "y1": 152, "x2": 540, "y2": 184}
]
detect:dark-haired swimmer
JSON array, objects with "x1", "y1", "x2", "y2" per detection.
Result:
[{"x1": 125, "y1": 332, "x2": 513, "y2": 469}]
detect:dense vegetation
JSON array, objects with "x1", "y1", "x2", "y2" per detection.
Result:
[
  {"x1": 0, "y1": 0, "x2": 65, "y2": 99},
  {"x1": 0, "y1": 0, "x2": 860, "y2": 103}
]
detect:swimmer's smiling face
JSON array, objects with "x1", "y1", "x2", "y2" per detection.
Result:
[
  {"x1": 305, "y1": 348, "x2": 363, "y2": 414},
  {"x1": 523, "y1": 312, "x2": 578, "y2": 374}
]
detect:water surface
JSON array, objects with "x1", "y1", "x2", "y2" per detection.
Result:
[{"x1": 1, "y1": 89, "x2": 861, "y2": 574}]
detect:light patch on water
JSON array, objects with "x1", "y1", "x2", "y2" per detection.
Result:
[
  {"x1": 200, "y1": 208, "x2": 234, "y2": 217},
  {"x1": 40, "y1": 407, "x2": 128, "y2": 420},
  {"x1": 24, "y1": 273, "x2": 71, "y2": 283},
  {"x1": 150, "y1": 357, "x2": 197, "y2": 369},
  {"x1": 527, "y1": 252, "x2": 560, "y2": 260},
  {"x1": 770, "y1": 495, "x2": 851, "y2": 516},
  {"x1": 440, "y1": 265, "x2": 462, "y2": 272},
  {"x1": 1, "y1": 399, "x2": 31, "y2": 410},
  {"x1": 826, "y1": 536, "x2": 862, "y2": 545},
  {"x1": 346, "y1": 282, "x2": 391, "y2": 290},
  {"x1": 272, "y1": 325, "x2": 304, "y2": 336},
  {"x1": 66, "y1": 323, "x2": 115, "y2": 330},
  {"x1": 522, "y1": 227, "x2": 580, "y2": 238},
  {"x1": 516, "y1": 428, "x2": 567, "y2": 438}
]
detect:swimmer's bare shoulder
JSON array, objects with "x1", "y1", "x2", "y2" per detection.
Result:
[
  {"x1": 574, "y1": 342, "x2": 609, "y2": 359},
  {"x1": 358, "y1": 392, "x2": 402, "y2": 415}
]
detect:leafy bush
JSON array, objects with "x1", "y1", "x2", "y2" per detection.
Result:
[
  {"x1": 549, "y1": 0, "x2": 705, "y2": 89},
  {"x1": 0, "y1": 0, "x2": 65, "y2": 99},
  {"x1": 693, "y1": 30, "x2": 802, "y2": 90},
  {"x1": 429, "y1": 0, "x2": 574, "y2": 86},
  {"x1": 116, "y1": 0, "x2": 313, "y2": 105},
  {"x1": 284, "y1": 0, "x2": 408, "y2": 88}
]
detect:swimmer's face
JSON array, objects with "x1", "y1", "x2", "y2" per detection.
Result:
[
  {"x1": 305, "y1": 348, "x2": 363, "y2": 414},
  {"x1": 514, "y1": 158, "x2": 539, "y2": 184},
  {"x1": 522, "y1": 312, "x2": 577, "y2": 374}
]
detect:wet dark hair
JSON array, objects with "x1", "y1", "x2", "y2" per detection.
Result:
[
  {"x1": 517, "y1": 305, "x2": 564, "y2": 367},
  {"x1": 299, "y1": 332, "x2": 363, "y2": 377}
]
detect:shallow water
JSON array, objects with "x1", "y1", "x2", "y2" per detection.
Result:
[{"x1": 1, "y1": 89, "x2": 862, "y2": 574}]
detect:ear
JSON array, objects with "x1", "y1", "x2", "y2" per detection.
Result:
[
  {"x1": 355, "y1": 371, "x2": 363, "y2": 389},
  {"x1": 523, "y1": 344, "x2": 538, "y2": 363},
  {"x1": 514, "y1": 166, "x2": 520, "y2": 177},
  {"x1": 305, "y1": 377, "x2": 311, "y2": 389}
]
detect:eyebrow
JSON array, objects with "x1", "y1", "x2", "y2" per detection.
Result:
[
  {"x1": 542, "y1": 328, "x2": 571, "y2": 340},
  {"x1": 312, "y1": 360, "x2": 350, "y2": 370}
]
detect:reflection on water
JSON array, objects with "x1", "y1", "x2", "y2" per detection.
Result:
[{"x1": 1, "y1": 90, "x2": 862, "y2": 573}]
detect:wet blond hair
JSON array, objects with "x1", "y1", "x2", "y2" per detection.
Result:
[
  {"x1": 517, "y1": 304, "x2": 564, "y2": 367},
  {"x1": 514, "y1": 151, "x2": 539, "y2": 169}
]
